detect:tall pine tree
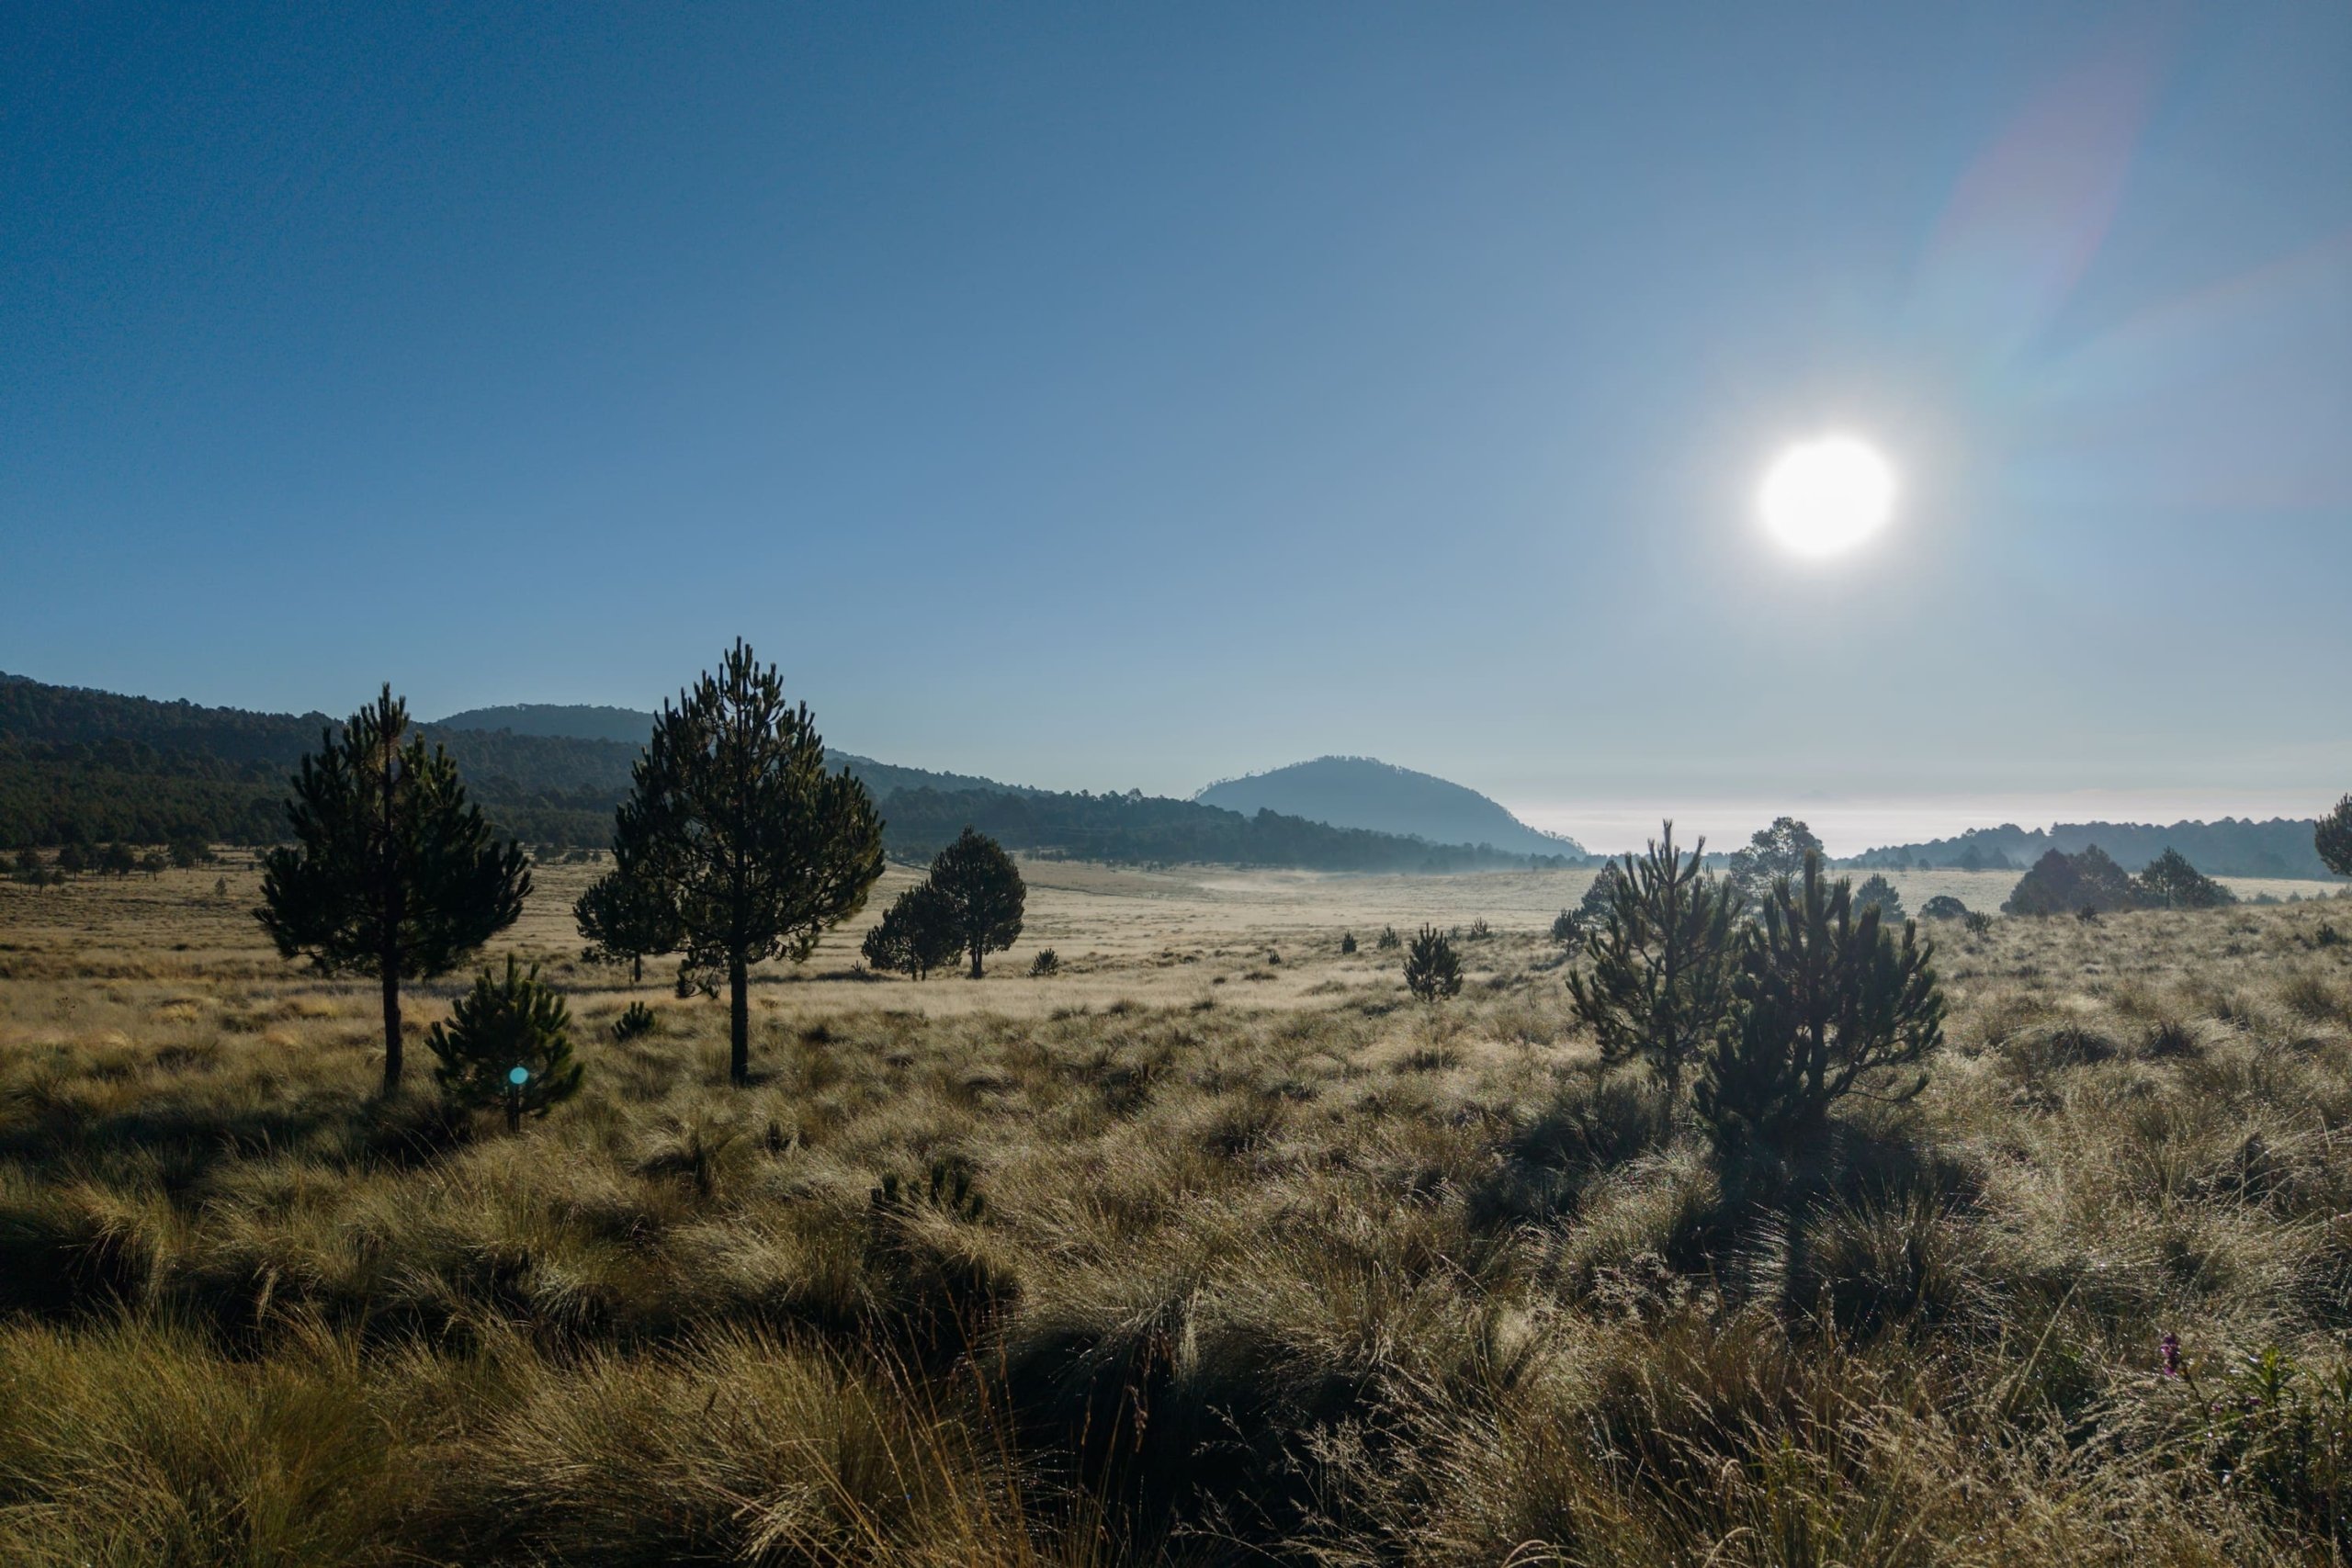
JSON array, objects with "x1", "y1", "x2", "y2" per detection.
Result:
[
  {"x1": 257, "y1": 686, "x2": 530, "y2": 1094},
  {"x1": 611, "y1": 641, "x2": 884, "y2": 1084}
]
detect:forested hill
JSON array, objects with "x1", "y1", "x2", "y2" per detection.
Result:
[
  {"x1": 1847, "y1": 818, "x2": 2338, "y2": 880},
  {"x1": 431, "y1": 704, "x2": 657, "y2": 744},
  {"x1": 430, "y1": 702, "x2": 1034, "y2": 801},
  {"x1": 0, "y1": 673, "x2": 637, "y2": 848},
  {"x1": 0, "y1": 674, "x2": 1560, "y2": 871},
  {"x1": 876, "y1": 787, "x2": 1575, "y2": 872}
]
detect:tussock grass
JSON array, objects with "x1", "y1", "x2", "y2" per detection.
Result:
[{"x1": 3, "y1": 869, "x2": 2352, "y2": 1561}]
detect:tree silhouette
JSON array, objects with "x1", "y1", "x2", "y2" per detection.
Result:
[
  {"x1": 2003, "y1": 845, "x2": 2141, "y2": 916},
  {"x1": 925, "y1": 827, "x2": 1025, "y2": 977},
  {"x1": 2317, "y1": 796, "x2": 2352, "y2": 880},
  {"x1": 573, "y1": 859, "x2": 682, "y2": 985},
  {"x1": 1850, "y1": 873, "x2": 1906, "y2": 924},
  {"x1": 1566, "y1": 822, "x2": 1740, "y2": 1106},
  {"x1": 257, "y1": 686, "x2": 530, "y2": 1094},
  {"x1": 608, "y1": 642, "x2": 884, "y2": 1085},
  {"x1": 1726, "y1": 817, "x2": 1825, "y2": 902},
  {"x1": 861, "y1": 880, "x2": 963, "y2": 979},
  {"x1": 2138, "y1": 848, "x2": 2235, "y2": 909}
]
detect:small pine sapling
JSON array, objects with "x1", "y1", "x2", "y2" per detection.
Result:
[
  {"x1": 425, "y1": 958, "x2": 583, "y2": 1127},
  {"x1": 1403, "y1": 924, "x2": 1464, "y2": 1001}
]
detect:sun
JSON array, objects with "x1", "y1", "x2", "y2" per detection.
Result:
[{"x1": 1758, "y1": 434, "x2": 1897, "y2": 557}]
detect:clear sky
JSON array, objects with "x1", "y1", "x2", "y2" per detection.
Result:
[{"x1": 5, "y1": 4, "x2": 2347, "y2": 850}]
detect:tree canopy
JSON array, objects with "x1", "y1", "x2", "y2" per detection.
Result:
[
  {"x1": 924, "y1": 828, "x2": 1026, "y2": 977},
  {"x1": 608, "y1": 641, "x2": 885, "y2": 1085}
]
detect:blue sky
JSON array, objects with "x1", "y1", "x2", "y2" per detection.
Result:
[{"x1": 5, "y1": 4, "x2": 2347, "y2": 848}]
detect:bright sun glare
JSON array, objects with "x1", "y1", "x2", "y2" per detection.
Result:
[{"x1": 1758, "y1": 434, "x2": 1897, "y2": 558}]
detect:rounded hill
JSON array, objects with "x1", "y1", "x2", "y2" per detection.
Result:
[{"x1": 1195, "y1": 756, "x2": 1584, "y2": 860}]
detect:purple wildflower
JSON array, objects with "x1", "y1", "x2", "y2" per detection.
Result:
[{"x1": 2159, "y1": 1331, "x2": 2182, "y2": 1378}]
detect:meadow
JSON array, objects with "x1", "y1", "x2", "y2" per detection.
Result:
[{"x1": 5, "y1": 855, "x2": 2352, "y2": 1563}]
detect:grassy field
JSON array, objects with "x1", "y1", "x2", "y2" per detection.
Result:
[{"x1": 5, "y1": 856, "x2": 2352, "y2": 1563}]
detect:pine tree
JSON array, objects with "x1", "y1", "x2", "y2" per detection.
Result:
[
  {"x1": 2003, "y1": 844, "x2": 2141, "y2": 916},
  {"x1": 926, "y1": 827, "x2": 1025, "y2": 977},
  {"x1": 257, "y1": 686, "x2": 530, "y2": 1094},
  {"x1": 574, "y1": 859, "x2": 682, "y2": 985},
  {"x1": 1403, "y1": 924, "x2": 1463, "y2": 1001},
  {"x1": 1851, "y1": 873, "x2": 1906, "y2": 924},
  {"x1": 2317, "y1": 795, "x2": 2352, "y2": 880},
  {"x1": 1694, "y1": 852, "x2": 1943, "y2": 1184},
  {"x1": 1566, "y1": 822, "x2": 1740, "y2": 1105},
  {"x1": 609, "y1": 641, "x2": 884, "y2": 1085},
  {"x1": 424, "y1": 957, "x2": 582, "y2": 1126},
  {"x1": 2138, "y1": 848, "x2": 2236, "y2": 909},
  {"x1": 861, "y1": 880, "x2": 962, "y2": 979}
]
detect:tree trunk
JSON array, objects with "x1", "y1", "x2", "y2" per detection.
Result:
[
  {"x1": 968, "y1": 938, "x2": 983, "y2": 979},
  {"x1": 729, "y1": 957, "x2": 750, "y2": 1086},
  {"x1": 631, "y1": 953, "x2": 643, "y2": 987},
  {"x1": 380, "y1": 965, "x2": 402, "y2": 1095}
]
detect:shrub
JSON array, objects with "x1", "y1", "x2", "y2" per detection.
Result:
[
  {"x1": 1549, "y1": 908, "x2": 1577, "y2": 943},
  {"x1": 2138, "y1": 848, "x2": 2235, "y2": 909},
  {"x1": 424, "y1": 958, "x2": 583, "y2": 1123},
  {"x1": 2003, "y1": 845, "x2": 2142, "y2": 917},
  {"x1": 1029, "y1": 949, "x2": 1060, "y2": 978},
  {"x1": 1566, "y1": 823, "x2": 1740, "y2": 1105},
  {"x1": 1403, "y1": 925, "x2": 1463, "y2": 1001},
  {"x1": 611, "y1": 1001, "x2": 659, "y2": 1042},
  {"x1": 1918, "y1": 895, "x2": 1969, "y2": 921},
  {"x1": 1695, "y1": 852, "x2": 1944, "y2": 1188},
  {"x1": 1466, "y1": 918, "x2": 1491, "y2": 941},
  {"x1": 1375, "y1": 926, "x2": 1400, "y2": 951},
  {"x1": 1340, "y1": 932, "x2": 1357, "y2": 954},
  {"x1": 2171, "y1": 1344, "x2": 2352, "y2": 1551},
  {"x1": 1963, "y1": 911, "x2": 1993, "y2": 935}
]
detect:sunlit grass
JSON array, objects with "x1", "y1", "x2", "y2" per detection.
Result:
[{"x1": 3, "y1": 863, "x2": 2351, "y2": 1561}]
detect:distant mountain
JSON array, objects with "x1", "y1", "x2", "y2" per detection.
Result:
[
  {"x1": 1196, "y1": 756, "x2": 1587, "y2": 859},
  {"x1": 433, "y1": 704, "x2": 655, "y2": 745},
  {"x1": 1846, "y1": 819, "x2": 2340, "y2": 881}
]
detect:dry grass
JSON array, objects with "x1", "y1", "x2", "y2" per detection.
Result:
[{"x1": 4, "y1": 861, "x2": 2352, "y2": 1562}]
